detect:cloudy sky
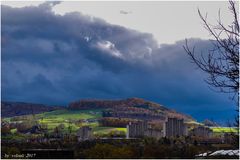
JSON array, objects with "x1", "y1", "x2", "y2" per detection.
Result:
[{"x1": 1, "y1": 1, "x2": 237, "y2": 123}]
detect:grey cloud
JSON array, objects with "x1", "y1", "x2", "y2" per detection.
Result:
[{"x1": 1, "y1": 4, "x2": 235, "y2": 122}]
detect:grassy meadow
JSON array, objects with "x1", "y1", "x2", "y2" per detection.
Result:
[
  {"x1": 3, "y1": 109, "x2": 238, "y2": 141},
  {"x1": 210, "y1": 127, "x2": 238, "y2": 133},
  {"x1": 6, "y1": 109, "x2": 127, "y2": 137},
  {"x1": 37, "y1": 109, "x2": 101, "y2": 132}
]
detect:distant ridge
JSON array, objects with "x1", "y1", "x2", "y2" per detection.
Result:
[
  {"x1": 1, "y1": 101, "x2": 64, "y2": 117},
  {"x1": 69, "y1": 97, "x2": 194, "y2": 121},
  {"x1": 1, "y1": 98, "x2": 194, "y2": 121},
  {"x1": 203, "y1": 119, "x2": 219, "y2": 127}
]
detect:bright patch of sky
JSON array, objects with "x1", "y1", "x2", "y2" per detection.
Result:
[
  {"x1": 2, "y1": 1, "x2": 233, "y2": 44},
  {"x1": 95, "y1": 41, "x2": 123, "y2": 58}
]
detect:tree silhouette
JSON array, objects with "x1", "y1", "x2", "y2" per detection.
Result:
[
  {"x1": 184, "y1": 0, "x2": 239, "y2": 100},
  {"x1": 184, "y1": 0, "x2": 239, "y2": 147}
]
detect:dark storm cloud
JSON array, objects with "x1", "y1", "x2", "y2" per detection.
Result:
[{"x1": 1, "y1": 3, "x2": 235, "y2": 122}]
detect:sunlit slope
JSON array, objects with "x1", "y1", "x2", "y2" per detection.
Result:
[{"x1": 8, "y1": 109, "x2": 126, "y2": 135}]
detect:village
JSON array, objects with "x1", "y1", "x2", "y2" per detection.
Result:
[
  {"x1": 1, "y1": 114, "x2": 238, "y2": 159},
  {"x1": 2, "y1": 114, "x2": 237, "y2": 144}
]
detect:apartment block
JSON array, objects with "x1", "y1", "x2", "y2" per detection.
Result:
[
  {"x1": 77, "y1": 126, "x2": 93, "y2": 142},
  {"x1": 163, "y1": 117, "x2": 188, "y2": 137}
]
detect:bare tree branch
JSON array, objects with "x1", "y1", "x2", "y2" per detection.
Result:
[{"x1": 183, "y1": 0, "x2": 239, "y2": 102}]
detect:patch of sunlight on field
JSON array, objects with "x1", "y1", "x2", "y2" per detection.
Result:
[
  {"x1": 211, "y1": 127, "x2": 238, "y2": 133},
  {"x1": 35, "y1": 109, "x2": 103, "y2": 132},
  {"x1": 3, "y1": 109, "x2": 129, "y2": 135},
  {"x1": 116, "y1": 128, "x2": 127, "y2": 132},
  {"x1": 93, "y1": 126, "x2": 127, "y2": 134},
  {"x1": 39, "y1": 109, "x2": 99, "y2": 120},
  {"x1": 10, "y1": 128, "x2": 17, "y2": 134}
]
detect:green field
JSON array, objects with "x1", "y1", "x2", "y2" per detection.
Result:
[
  {"x1": 6, "y1": 109, "x2": 127, "y2": 136},
  {"x1": 36, "y1": 109, "x2": 102, "y2": 132},
  {"x1": 7, "y1": 109, "x2": 238, "y2": 138},
  {"x1": 39, "y1": 109, "x2": 102, "y2": 119},
  {"x1": 185, "y1": 121, "x2": 238, "y2": 134},
  {"x1": 93, "y1": 126, "x2": 127, "y2": 135},
  {"x1": 211, "y1": 127, "x2": 238, "y2": 133}
]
